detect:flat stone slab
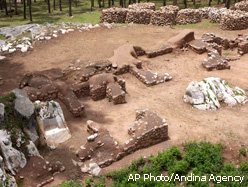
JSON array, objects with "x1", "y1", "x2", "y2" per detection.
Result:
[
  {"x1": 35, "y1": 101, "x2": 71, "y2": 146},
  {"x1": 188, "y1": 39, "x2": 206, "y2": 54}
]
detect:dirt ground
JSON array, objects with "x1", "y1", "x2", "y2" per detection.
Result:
[{"x1": 0, "y1": 24, "x2": 248, "y2": 186}]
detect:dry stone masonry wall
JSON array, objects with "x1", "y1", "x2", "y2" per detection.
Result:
[{"x1": 220, "y1": 10, "x2": 248, "y2": 30}]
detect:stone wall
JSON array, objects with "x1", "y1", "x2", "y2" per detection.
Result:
[
  {"x1": 235, "y1": 1, "x2": 248, "y2": 12},
  {"x1": 176, "y1": 9, "x2": 201, "y2": 25},
  {"x1": 128, "y1": 3, "x2": 155, "y2": 10},
  {"x1": 100, "y1": 8, "x2": 128, "y2": 23},
  {"x1": 116, "y1": 110, "x2": 168, "y2": 160},
  {"x1": 220, "y1": 10, "x2": 248, "y2": 30},
  {"x1": 126, "y1": 9, "x2": 153, "y2": 24}
]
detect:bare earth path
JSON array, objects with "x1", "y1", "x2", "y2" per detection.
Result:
[{"x1": 0, "y1": 24, "x2": 248, "y2": 186}]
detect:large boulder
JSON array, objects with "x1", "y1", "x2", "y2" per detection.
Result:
[
  {"x1": 184, "y1": 77, "x2": 248, "y2": 110},
  {"x1": 0, "y1": 130, "x2": 27, "y2": 175},
  {"x1": 12, "y1": 89, "x2": 39, "y2": 145},
  {"x1": 35, "y1": 101, "x2": 71, "y2": 146}
]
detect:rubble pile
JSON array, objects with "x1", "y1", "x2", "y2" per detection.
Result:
[
  {"x1": 202, "y1": 52, "x2": 231, "y2": 71},
  {"x1": 234, "y1": 1, "x2": 248, "y2": 12},
  {"x1": 184, "y1": 77, "x2": 247, "y2": 110},
  {"x1": 208, "y1": 8, "x2": 227, "y2": 23},
  {"x1": 99, "y1": 8, "x2": 128, "y2": 23},
  {"x1": 150, "y1": 6, "x2": 179, "y2": 26},
  {"x1": 176, "y1": 9, "x2": 201, "y2": 25},
  {"x1": 126, "y1": 9, "x2": 153, "y2": 24},
  {"x1": 199, "y1": 7, "x2": 212, "y2": 19},
  {"x1": 220, "y1": 10, "x2": 248, "y2": 30},
  {"x1": 128, "y1": 3, "x2": 155, "y2": 10}
]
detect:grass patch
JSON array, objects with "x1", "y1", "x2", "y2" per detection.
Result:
[
  {"x1": 239, "y1": 147, "x2": 247, "y2": 157},
  {"x1": 56, "y1": 180, "x2": 82, "y2": 187},
  {"x1": 223, "y1": 52, "x2": 230, "y2": 56}
]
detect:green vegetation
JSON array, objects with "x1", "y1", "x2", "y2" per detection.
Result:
[
  {"x1": 80, "y1": 142, "x2": 248, "y2": 187},
  {"x1": 0, "y1": 93, "x2": 25, "y2": 140},
  {"x1": 223, "y1": 52, "x2": 230, "y2": 56},
  {"x1": 57, "y1": 180, "x2": 82, "y2": 187},
  {"x1": 239, "y1": 147, "x2": 247, "y2": 157}
]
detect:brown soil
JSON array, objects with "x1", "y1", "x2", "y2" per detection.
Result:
[{"x1": 0, "y1": 24, "x2": 248, "y2": 186}]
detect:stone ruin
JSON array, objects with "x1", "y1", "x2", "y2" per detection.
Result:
[
  {"x1": 176, "y1": 9, "x2": 201, "y2": 25},
  {"x1": 19, "y1": 73, "x2": 85, "y2": 117},
  {"x1": 237, "y1": 34, "x2": 248, "y2": 55},
  {"x1": 183, "y1": 77, "x2": 247, "y2": 111},
  {"x1": 220, "y1": 10, "x2": 248, "y2": 30},
  {"x1": 150, "y1": 6, "x2": 179, "y2": 26},
  {"x1": 76, "y1": 109, "x2": 169, "y2": 171},
  {"x1": 20, "y1": 72, "x2": 127, "y2": 116}
]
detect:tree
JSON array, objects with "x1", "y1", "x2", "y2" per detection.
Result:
[
  {"x1": 59, "y1": 0, "x2": 62, "y2": 10},
  {"x1": 225, "y1": 0, "x2": 230, "y2": 9},
  {"x1": 69, "y1": 0, "x2": 72, "y2": 16},
  {"x1": 173, "y1": 0, "x2": 177, "y2": 5},
  {"x1": 208, "y1": 0, "x2": 212, "y2": 6},
  {"x1": 29, "y1": 0, "x2": 32, "y2": 21},
  {"x1": 9, "y1": 0, "x2": 12, "y2": 17},
  {"x1": 53, "y1": 0, "x2": 55, "y2": 10},
  {"x1": 163, "y1": 0, "x2": 166, "y2": 6},
  {"x1": 23, "y1": 0, "x2": 26, "y2": 19},
  {"x1": 4, "y1": 0, "x2": 8, "y2": 15},
  {"x1": 47, "y1": 0, "x2": 51, "y2": 13},
  {"x1": 14, "y1": 0, "x2": 18, "y2": 15},
  {"x1": 184, "y1": 0, "x2": 187, "y2": 8}
]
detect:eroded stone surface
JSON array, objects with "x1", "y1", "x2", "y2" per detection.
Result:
[
  {"x1": 35, "y1": 101, "x2": 71, "y2": 146},
  {"x1": 0, "y1": 130, "x2": 27, "y2": 175},
  {"x1": 184, "y1": 77, "x2": 247, "y2": 110}
]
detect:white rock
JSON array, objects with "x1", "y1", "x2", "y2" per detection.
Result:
[
  {"x1": 52, "y1": 34, "x2": 57, "y2": 38},
  {"x1": 21, "y1": 46, "x2": 29, "y2": 53},
  {"x1": 9, "y1": 48, "x2": 16, "y2": 53},
  {"x1": 89, "y1": 163, "x2": 101, "y2": 176},
  {"x1": 184, "y1": 77, "x2": 247, "y2": 111},
  {"x1": 45, "y1": 36, "x2": 51, "y2": 40},
  {"x1": 1, "y1": 45, "x2": 9, "y2": 52}
]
